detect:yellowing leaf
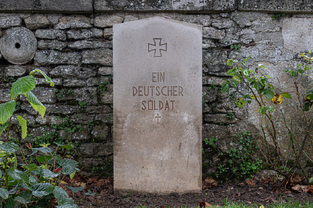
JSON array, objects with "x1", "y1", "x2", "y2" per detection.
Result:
[
  {"x1": 271, "y1": 94, "x2": 282, "y2": 104},
  {"x1": 25, "y1": 92, "x2": 46, "y2": 118},
  {"x1": 17, "y1": 115, "x2": 27, "y2": 139}
]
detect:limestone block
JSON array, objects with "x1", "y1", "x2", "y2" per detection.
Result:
[
  {"x1": 204, "y1": 113, "x2": 237, "y2": 124},
  {"x1": 0, "y1": 14, "x2": 21, "y2": 28},
  {"x1": 94, "y1": 15, "x2": 124, "y2": 28},
  {"x1": 82, "y1": 49, "x2": 112, "y2": 65},
  {"x1": 91, "y1": 125, "x2": 109, "y2": 139},
  {"x1": 34, "y1": 51, "x2": 81, "y2": 65},
  {"x1": 94, "y1": 0, "x2": 235, "y2": 11},
  {"x1": 68, "y1": 40, "x2": 111, "y2": 49},
  {"x1": 36, "y1": 78, "x2": 62, "y2": 86},
  {"x1": 38, "y1": 40, "x2": 67, "y2": 51},
  {"x1": 70, "y1": 113, "x2": 95, "y2": 124},
  {"x1": 6, "y1": 65, "x2": 26, "y2": 76},
  {"x1": 49, "y1": 65, "x2": 76, "y2": 78},
  {"x1": 31, "y1": 87, "x2": 56, "y2": 104},
  {"x1": 85, "y1": 106, "x2": 112, "y2": 114},
  {"x1": 45, "y1": 104, "x2": 80, "y2": 115},
  {"x1": 63, "y1": 79, "x2": 86, "y2": 87},
  {"x1": 98, "y1": 67, "x2": 112, "y2": 75},
  {"x1": 238, "y1": 0, "x2": 313, "y2": 12},
  {"x1": 67, "y1": 28, "x2": 103, "y2": 40},
  {"x1": 73, "y1": 87, "x2": 98, "y2": 105},
  {"x1": 35, "y1": 115, "x2": 63, "y2": 125},
  {"x1": 100, "y1": 85, "x2": 112, "y2": 104},
  {"x1": 0, "y1": 89, "x2": 10, "y2": 102},
  {"x1": 94, "y1": 0, "x2": 172, "y2": 11},
  {"x1": 24, "y1": 14, "x2": 50, "y2": 30},
  {"x1": 35, "y1": 29, "x2": 66, "y2": 41},
  {"x1": 94, "y1": 113, "x2": 112, "y2": 124},
  {"x1": 79, "y1": 143, "x2": 94, "y2": 156},
  {"x1": 0, "y1": 0, "x2": 93, "y2": 12},
  {"x1": 0, "y1": 27, "x2": 37, "y2": 64},
  {"x1": 86, "y1": 77, "x2": 99, "y2": 86},
  {"x1": 282, "y1": 18, "x2": 313, "y2": 53},
  {"x1": 103, "y1": 28, "x2": 113, "y2": 40},
  {"x1": 203, "y1": 27, "x2": 226, "y2": 39},
  {"x1": 94, "y1": 143, "x2": 113, "y2": 156},
  {"x1": 56, "y1": 15, "x2": 92, "y2": 29}
]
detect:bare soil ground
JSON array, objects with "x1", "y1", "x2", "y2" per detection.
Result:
[{"x1": 65, "y1": 175, "x2": 313, "y2": 208}]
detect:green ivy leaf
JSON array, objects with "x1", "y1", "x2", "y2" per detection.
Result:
[
  {"x1": 53, "y1": 186, "x2": 69, "y2": 203},
  {"x1": 0, "y1": 101, "x2": 16, "y2": 124},
  {"x1": 258, "y1": 106, "x2": 268, "y2": 115},
  {"x1": 42, "y1": 169, "x2": 60, "y2": 179},
  {"x1": 0, "y1": 188, "x2": 9, "y2": 199},
  {"x1": 230, "y1": 78, "x2": 239, "y2": 87},
  {"x1": 56, "y1": 202, "x2": 79, "y2": 208},
  {"x1": 16, "y1": 115, "x2": 27, "y2": 139},
  {"x1": 7, "y1": 169, "x2": 29, "y2": 183},
  {"x1": 25, "y1": 92, "x2": 46, "y2": 119},
  {"x1": 55, "y1": 142, "x2": 73, "y2": 150},
  {"x1": 304, "y1": 64, "x2": 311, "y2": 71},
  {"x1": 14, "y1": 191, "x2": 31, "y2": 205},
  {"x1": 263, "y1": 88, "x2": 274, "y2": 100},
  {"x1": 0, "y1": 142, "x2": 19, "y2": 153},
  {"x1": 65, "y1": 186, "x2": 85, "y2": 193},
  {"x1": 282, "y1": 92, "x2": 292, "y2": 99},
  {"x1": 227, "y1": 68, "x2": 236, "y2": 76},
  {"x1": 30, "y1": 147, "x2": 53, "y2": 156},
  {"x1": 10, "y1": 75, "x2": 36, "y2": 99},
  {"x1": 235, "y1": 98, "x2": 245, "y2": 108},
  {"x1": 244, "y1": 55, "x2": 251, "y2": 62},
  {"x1": 36, "y1": 155, "x2": 53, "y2": 164},
  {"x1": 31, "y1": 183, "x2": 53, "y2": 198},
  {"x1": 60, "y1": 159, "x2": 78, "y2": 175},
  {"x1": 221, "y1": 81, "x2": 230, "y2": 94},
  {"x1": 226, "y1": 59, "x2": 234, "y2": 66}
]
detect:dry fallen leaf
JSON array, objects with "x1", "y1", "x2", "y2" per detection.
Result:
[
  {"x1": 304, "y1": 185, "x2": 313, "y2": 193},
  {"x1": 290, "y1": 174, "x2": 304, "y2": 186},
  {"x1": 199, "y1": 201, "x2": 212, "y2": 207},
  {"x1": 245, "y1": 179, "x2": 257, "y2": 187},
  {"x1": 203, "y1": 177, "x2": 218, "y2": 189},
  {"x1": 291, "y1": 184, "x2": 307, "y2": 193}
]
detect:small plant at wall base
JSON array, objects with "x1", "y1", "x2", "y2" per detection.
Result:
[
  {"x1": 0, "y1": 69, "x2": 79, "y2": 207},
  {"x1": 216, "y1": 132, "x2": 262, "y2": 182},
  {"x1": 221, "y1": 51, "x2": 313, "y2": 185}
]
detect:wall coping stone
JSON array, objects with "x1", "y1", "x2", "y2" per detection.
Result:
[
  {"x1": 0, "y1": 0, "x2": 312, "y2": 13},
  {"x1": 0, "y1": 0, "x2": 93, "y2": 13}
]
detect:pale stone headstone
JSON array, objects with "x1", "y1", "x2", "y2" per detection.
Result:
[{"x1": 113, "y1": 17, "x2": 202, "y2": 193}]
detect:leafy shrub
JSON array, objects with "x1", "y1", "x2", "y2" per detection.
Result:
[
  {"x1": 0, "y1": 69, "x2": 79, "y2": 207},
  {"x1": 221, "y1": 50, "x2": 313, "y2": 184}
]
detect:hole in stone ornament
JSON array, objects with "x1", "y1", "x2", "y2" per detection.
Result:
[{"x1": 15, "y1": 42, "x2": 21, "y2": 49}]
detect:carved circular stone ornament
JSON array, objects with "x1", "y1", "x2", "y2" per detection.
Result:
[{"x1": 0, "y1": 27, "x2": 37, "y2": 64}]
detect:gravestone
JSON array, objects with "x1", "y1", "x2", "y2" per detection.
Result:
[{"x1": 113, "y1": 17, "x2": 202, "y2": 193}]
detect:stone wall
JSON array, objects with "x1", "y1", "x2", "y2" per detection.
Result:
[{"x1": 0, "y1": 0, "x2": 313, "y2": 176}]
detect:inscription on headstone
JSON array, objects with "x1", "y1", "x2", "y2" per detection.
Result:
[{"x1": 113, "y1": 17, "x2": 202, "y2": 193}]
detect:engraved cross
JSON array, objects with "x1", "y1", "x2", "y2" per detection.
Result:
[
  {"x1": 155, "y1": 113, "x2": 161, "y2": 123},
  {"x1": 148, "y1": 38, "x2": 167, "y2": 57}
]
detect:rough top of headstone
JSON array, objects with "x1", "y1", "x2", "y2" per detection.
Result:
[
  {"x1": 114, "y1": 16, "x2": 201, "y2": 32},
  {"x1": 0, "y1": 0, "x2": 93, "y2": 12},
  {"x1": 238, "y1": 0, "x2": 313, "y2": 13}
]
